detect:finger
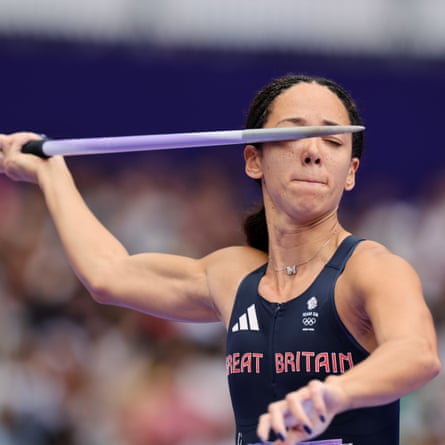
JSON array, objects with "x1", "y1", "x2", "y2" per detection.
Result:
[
  {"x1": 0, "y1": 134, "x2": 8, "y2": 151},
  {"x1": 0, "y1": 133, "x2": 48, "y2": 183},
  {"x1": 257, "y1": 412, "x2": 272, "y2": 443},
  {"x1": 284, "y1": 392, "x2": 313, "y2": 436},
  {"x1": 284, "y1": 426, "x2": 312, "y2": 445},
  {"x1": 268, "y1": 400, "x2": 290, "y2": 442},
  {"x1": 286, "y1": 385, "x2": 333, "y2": 441},
  {"x1": 0, "y1": 135, "x2": 8, "y2": 174},
  {"x1": 0, "y1": 132, "x2": 39, "y2": 158},
  {"x1": 8, "y1": 132, "x2": 43, "y2": 155},
  {"x1": 307, "y1": 380, "x2": 328, "y2": 423}
]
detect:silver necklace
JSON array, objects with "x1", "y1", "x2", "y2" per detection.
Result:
[{"x1": 269, "y1": 225, "x2": 339, "y2": 276}]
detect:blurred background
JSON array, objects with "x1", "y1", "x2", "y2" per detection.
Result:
[{"x1": 1, "y1": 1, "x2": 445, "y2": 444}]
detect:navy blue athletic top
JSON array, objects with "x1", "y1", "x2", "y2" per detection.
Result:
[{"x1": 226, "y1": 236, "x2": 399, "y2": 445}]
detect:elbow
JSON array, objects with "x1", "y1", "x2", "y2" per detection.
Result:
[
  {"x1": 418, "y1": 344, "x2": 442, "y2": 384},
  {"x1": 401, "y1": 338, "x2": 442, "y2": 392},
  {"x1": 81, "y1": 257, "x2": 132, "y2": 307},
  {"x1": 88, "y1": 281, "x2": 117, "y2": 305},
  {"x1": 427, "y1": 336, "x2": 442, "y2": 380},
  {"x1": 428, "y1": 354, "x2": 442, "y2": 381},
  {"x1": 89, "y1": 286, "x2": 112, "y2": 305},
  {"x1": 83, "y1": 271, "x2": 118, "y2": 306}
]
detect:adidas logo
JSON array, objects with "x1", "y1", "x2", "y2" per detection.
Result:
[{"x1": 231, "y1": 304, "x2": 259, "y2": 332}]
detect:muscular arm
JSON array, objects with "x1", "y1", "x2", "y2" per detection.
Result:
[
  {"x1": 39, "y1": 156, "x2": 220, "y2": 321},
  {"x1": 257, "y1": 241, "x2": 441, "y2": 443},
  {"x1": 0, "y1": 133, "x2": 265, "y2": 323},
  {"x1": 325, "y1": 242, "x2": 440, "y2": 406}
]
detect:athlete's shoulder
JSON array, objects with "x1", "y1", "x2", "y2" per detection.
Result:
[
  {"x1": 346, "y1": 237, "x2": 420, "y2": 288},
  {"x1": 203, "y1": 245, "x2": 267, "y2": 271},
  {"x1": 350, "y1": 238, "x2": 408, "y2": 265}
]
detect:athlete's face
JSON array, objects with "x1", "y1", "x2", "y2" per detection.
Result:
[{"x1": 244, "y1": 82, "x2": 359, "y2": 224}]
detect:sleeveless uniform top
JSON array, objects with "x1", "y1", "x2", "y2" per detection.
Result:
[{"x1": 226, "y1": 236, "x2": 400, "y2": 445}]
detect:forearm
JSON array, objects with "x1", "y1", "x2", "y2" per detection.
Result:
[
  {"x1": 38, "y1": 157, "x2": 129, "y2": 294},
  {"x1": 326, "y1": 335, "x2": 441, "y2": 412}
]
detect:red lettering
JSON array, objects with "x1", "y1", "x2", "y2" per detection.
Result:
[
  {"x1": 315, "y1": 352, "x2": 330, "y2": 373},
  {"x1": 226, "y1": 355, "x2": 232, "y2": 375},
  {"x1": 302, "y1": 351, "x2": 315, "y2": 372},
  {"x1": 232, "y1": 352, "x2": 240, "y2": 373},
  {"x1": 228, "y1": 351, "x2": 354, "y2": 376},
  {"x1": 295, "y1": 351, "x2": 301, "y2": 372},
  {"x1": 331, "y1": 352, "x2": 338, "y2": 373},
  {"x1": 275, "y1": 353, "x2": 284, "y2": 373},
  {"x1": 226, "y1": 352, "x2": 264, "y2": 375},
  {"x1": 252, "y1": 353, "x2": 263, "y2": 373},
  {"x1": 339, "y1": 352, "x2": 354, "y2": 373},
  {"x1": 285, "y1": 352, "x2": 295, "y2": 372},
  {"x1": 241, "y1": 353, "x2": 252, "y2": 373}
]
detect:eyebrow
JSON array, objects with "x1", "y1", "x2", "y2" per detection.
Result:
[{"x1": 276, "y1": 117, "x2": 342, "y2": 126}]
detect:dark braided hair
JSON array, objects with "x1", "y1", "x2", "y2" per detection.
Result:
[{"x1": 243, "y1": 74, "x2": 365, "y2": 253}]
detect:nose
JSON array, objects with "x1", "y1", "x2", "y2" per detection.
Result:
[
  {"x1": 304, "y1": 153, "x2": 321, "y2": 165},
  {"x1": 301, "y1": 139, "x2": 321, "y2": 165}
]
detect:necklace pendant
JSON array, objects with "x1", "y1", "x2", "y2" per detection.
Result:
[{"x1": 286, "y1": 265, "x2": 297, "y2": 275}]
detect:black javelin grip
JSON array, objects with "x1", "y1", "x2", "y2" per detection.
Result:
[{"x1": 22, "y1": 140, "x2": 50, "y2": 159}]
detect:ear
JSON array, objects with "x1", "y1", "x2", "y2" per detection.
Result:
[
  {"x1": 344, "y1": 157, "x2": 360, "y2": 191},
  {"x1": 244, "y1": 144, "x2": 263, "y2": 180}
]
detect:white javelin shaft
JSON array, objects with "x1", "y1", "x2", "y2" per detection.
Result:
[{"x1": 22, "y1": 125, "x2": 364, "y2": 158}]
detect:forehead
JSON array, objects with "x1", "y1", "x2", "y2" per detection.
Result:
[{"x1": 266, "y1": 82, "x2": 350, "y2": 126}]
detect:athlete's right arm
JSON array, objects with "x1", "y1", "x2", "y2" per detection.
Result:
[{"x1": 0, "y1": 132, "x2": 261, "y2": 323}]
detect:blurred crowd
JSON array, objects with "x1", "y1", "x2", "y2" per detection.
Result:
[{"x1": 0, "y1": 153, "x2": 444, "y2": 445}]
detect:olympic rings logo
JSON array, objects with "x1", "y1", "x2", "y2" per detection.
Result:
[{"x1": 302, "y1": 317, "x2": 317, "y2": 327}]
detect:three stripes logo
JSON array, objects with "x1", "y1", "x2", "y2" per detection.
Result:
[{"x1": 231, "y1": 304, "x2": 259, "y2": 332}]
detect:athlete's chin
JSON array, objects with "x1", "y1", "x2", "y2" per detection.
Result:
[{"x1": 289, "y1": 191, "x2": 326, "y2": 209}]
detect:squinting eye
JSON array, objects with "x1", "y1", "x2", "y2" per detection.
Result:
[{"x1": 324, "y1": 138, "x2": 343, "y2": 146}]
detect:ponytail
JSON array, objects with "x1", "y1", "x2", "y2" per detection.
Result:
[{"x1": 243, "y1": 204, "x2": 268, "y2": 253}]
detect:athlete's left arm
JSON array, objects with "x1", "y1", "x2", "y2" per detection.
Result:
[
  {"x1": 332, "y1": 242, "x2": 441, "y2": 398},
  {"x1": 257, "y1": 242, "x2": 441, "y2": 444}
]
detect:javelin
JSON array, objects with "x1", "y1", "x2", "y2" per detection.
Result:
[{"x1": 21, "y1": 125, "x2": 364, "y2": 158}]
